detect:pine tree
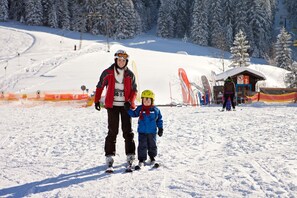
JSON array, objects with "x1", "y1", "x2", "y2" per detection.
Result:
[
  {"x1": 222, "y1": 0, "x2": 234, "y2": 49},
  {"x1": 114, "y1": 0, "x2": 140, "y2": 39},
  {"x1": 57, "y1": 0, "x2": 71, "y2": 30},
  {"x1": 132, "y1": 0, "x2": 145, "y2": 32},
  {"x1": 275, "y1": 27, "x2": 292, "y2": 70},
  {"x1": 285, "y1": 62, "x2": 297, "y2": 88},
  {"x1": 208, "y1": 0, "x2": 227, "y2": 51},
  {"x1": 0, "y1": 0, "x2": 8, "y2": 21},
  {"x1": 285, "y1": 0, "x2": 297, "y2": 24},
  {"x1": 248, "y1": 0, "x2": 272, "y2": 58},
  {"x1": 48, "y1": 0, "x2": 58, "y2": 28},
  {"x1": 190, "y1": 0, "x2": 208, "y2": 46},
  {"x1": 230, "y1": 30, "x2": 250, "y2": 67},
  {"x1": 157, "y1": 0, "x2": 175, "y2": 38},
  {"x1": 41, "y1": 0, "x2": 52, "y2": 26},
  {"x1": 8, "y1": 0, "x2": 25, "y2": 21},
  {"x1": 25, "y1": 0, "x2": 43, "y2": 26},
  {"x1": 132, "y1": 0, "x2": 159, "y2": 32},
  {"x1": 172, "y1": 0, "x2": 190, "y2": 38},
  {"x1": 69, "y1": 0, "x2": 85, "y2": 32},
  {"x1": 233, "y1": 0, "x2": 253, "y2": 52},
  {"x1": 82, "y1": 0, "x2": 101, "y2": 34}
]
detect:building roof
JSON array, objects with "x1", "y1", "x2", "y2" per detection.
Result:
[{"x1": 215, "y1": 67, "x2": 266, "y2": 81}]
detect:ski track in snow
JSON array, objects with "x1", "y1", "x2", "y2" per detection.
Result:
[
  {"x1": 0, "y1": 104, "x2": 296, "y2": 197},
  {"x1": 0, "y1": 27, "x2": 34, "y2": 62}
]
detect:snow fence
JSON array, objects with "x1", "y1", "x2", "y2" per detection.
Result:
[
  {"x1": 247, "y1": 92, "x2": 297, "y2": 103},
  {"x1": 0, "y1": 91, "x2": 94, "y2": 107}
]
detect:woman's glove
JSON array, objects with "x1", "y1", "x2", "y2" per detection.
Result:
[
  {"x1": 124, "y1": 101, "x2": 131, "y2": 111},
  {"x1": 95, "y1": 102, "x2": 101, "y2": 111}
]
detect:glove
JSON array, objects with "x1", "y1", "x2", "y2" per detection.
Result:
[
  {"x1": 158, "y1": 128, "x2": 163, "y2": 137},
  {"x1": 124, "y1": 101, "x2": 131, "y2": 111},
  {"x1": 95, "y1": 102, "x2": 101, "y2": 111}
]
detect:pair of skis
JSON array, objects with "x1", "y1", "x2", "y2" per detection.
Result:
[
  {"x1": 134, "y1": 162, "x2": 160, "y2": 170},
  {"x1": 105, "y1": 162, "x2": 160, "y2": 173}
]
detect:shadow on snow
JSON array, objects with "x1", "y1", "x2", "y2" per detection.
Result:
[{"x1": 0, "y1": 164, "x2": 120, "y2": 197}]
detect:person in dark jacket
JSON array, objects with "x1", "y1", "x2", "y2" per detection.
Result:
[
  {"x1": 222, "y1": 76, "x2": 236, "y2": 111},
  {"x1": 94, "y1": 49, "x2": 137, "y2": 168},
  {"x1": 127, "y1": 90, "x2": 163, "y2": 168}
]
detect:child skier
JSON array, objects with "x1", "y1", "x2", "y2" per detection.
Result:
[{"x1": 125, "y1": 90, "x2": 163, "y2": 170}]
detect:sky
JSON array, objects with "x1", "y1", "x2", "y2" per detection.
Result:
[{"x1": 0, "y1": 4, "x2": 297, "y2": 197}]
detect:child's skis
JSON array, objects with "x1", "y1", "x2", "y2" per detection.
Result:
[{"x1": 134, "y1": 161, "x2": 160, "y2": 170}]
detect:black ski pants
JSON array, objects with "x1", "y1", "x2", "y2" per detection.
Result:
[
  {"x1": 105, "y1": 106, "x2": 135, "y2": 156},
  {"x1": 137, "y1": 133, "x2": 157, "y2": 161},
  {"x1": 223, "y1": 93, "x2": 236, "y2": 109}
]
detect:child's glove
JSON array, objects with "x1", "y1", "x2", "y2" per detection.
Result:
[
  {"x1": 95, "y1": 102, "x2": 101, "y2": 111},
  {"x1": 124, "y1": 101, "x2": 131, "y2": 110},
  {"x1": 158, "y1": 128, "x2": 163, "y2": 137}
]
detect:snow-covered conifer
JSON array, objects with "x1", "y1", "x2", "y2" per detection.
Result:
[
  {"x1": 172, "y1": 0, "x2": 190, "y2": 38},
  {"x1": 0, "y1": 0, "x2": 8, "y2": 21},
  {"x1": 133, "y1": 0, "x2": 158, "y2": 32},
  {"x1": 190, "y1": 0, "x2": 208, "y2": 46},
  {"x1": 275, "y1": 27, "x2": 292, "y2": 70},
  {"x1": 157, "y1": 0, "x2": 175, "y2": 38},
  {"x1": 48, "y1": 1, "x2": 58, "y2": 28},
  {"x1": 208, "y1": 0, "x2": 228, "y2": 51},
  {"x1": 285, "y1": 62, "x2": 297, "y2": 88},
  {"x1": 222, "y1": 0, "x2": 234, "y2": 49},
  {"x1": 25, "y1": 0, "x2": 43, "y2": 26},
  {"x1": 41, "y1": 0, "x2": 52, "y2": 26},
  {"x1": 57, "y1": 0, "x2": 71, "y2": 30},
  {"x1": 230, "y1": 30, "x2": 250, "y2": 67},
  {"x1": 69, "y1": 0, "x2": 84, "y2": 32},
  {"x1": 8, "y1": 0, "x2": 25, "y2": 21},
  {"x1": 114, "y1": 0, "x2": 140, "y2": 39},
  {"x1": 248, "y1": 0, "x2": 272, "y2": 58}
]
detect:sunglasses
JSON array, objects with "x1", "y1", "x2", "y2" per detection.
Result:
[{"x1": 116, "y1": 53, "x2": 129, "y2": 59}]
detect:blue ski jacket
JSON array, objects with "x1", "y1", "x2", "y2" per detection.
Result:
[{"x1": 128, "y1": 105, "x2": 163, "y2": 134}]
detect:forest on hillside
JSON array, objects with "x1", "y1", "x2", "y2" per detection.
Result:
[{"x1": 0, "y1": 0, "x2": 297, "y2": 59}]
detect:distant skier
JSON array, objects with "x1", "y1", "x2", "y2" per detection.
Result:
[
  {"x1": 222, "y1": 76, "x2": 236, "y2": 111},
  {"x1": 94, "y1": 49, "x2": 137, "y2": 172},
  {"x1": 125, "y1": 90, "x2": 163, "y2": 169}
]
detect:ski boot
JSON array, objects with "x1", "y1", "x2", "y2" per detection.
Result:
[
  {"x1": 150, "y1": 156, "x2": 160, "y2": 168},
  {"x1": 105, "y1": 155, "x2": 114, "y2": 173},
  {"x1": 125, "y1": 154, "x2": 135, "y2": 172},
  {"x1": 134, "y1": 160, "x2": 144, "y2": 170}
]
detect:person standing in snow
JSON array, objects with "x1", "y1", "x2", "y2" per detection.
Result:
[
  {"x1": 94, "y1": 49, "x2": 137, "y2": 170},
  {"x1": 125, "y1": 90, "x2": 163, "y2": 169},
  {"x1": 222, "y1": 76, "x2": 236, "y2": 111}
]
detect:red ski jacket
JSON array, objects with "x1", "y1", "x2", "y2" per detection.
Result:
[{"x1": 94, "y1": 64, "x2": 137, "y2": 109}]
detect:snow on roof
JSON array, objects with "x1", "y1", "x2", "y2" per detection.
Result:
[{"x1": 215, "y1": 67, "x2": 266, "y2": 81}]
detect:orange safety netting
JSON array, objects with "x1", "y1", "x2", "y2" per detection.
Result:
[
  {"x1": 247, "y1": 92, "x2": 297, "y2": 103},
  {"x1": 0, "y1": 92, "x2": 94, "y2": 107}
]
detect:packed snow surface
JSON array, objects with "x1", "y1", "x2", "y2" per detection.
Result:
[{"x1": 0, "y1": 104, "x2": 297, "y2": 197}]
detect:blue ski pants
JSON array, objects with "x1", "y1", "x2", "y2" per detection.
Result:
[{"x1": 137, "y1": 133, "x2": 157, "y2": 161}]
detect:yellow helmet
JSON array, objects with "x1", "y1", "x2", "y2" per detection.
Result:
[{"x1": 141, "y1": 90, "x2": 155, "y2": 100}]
